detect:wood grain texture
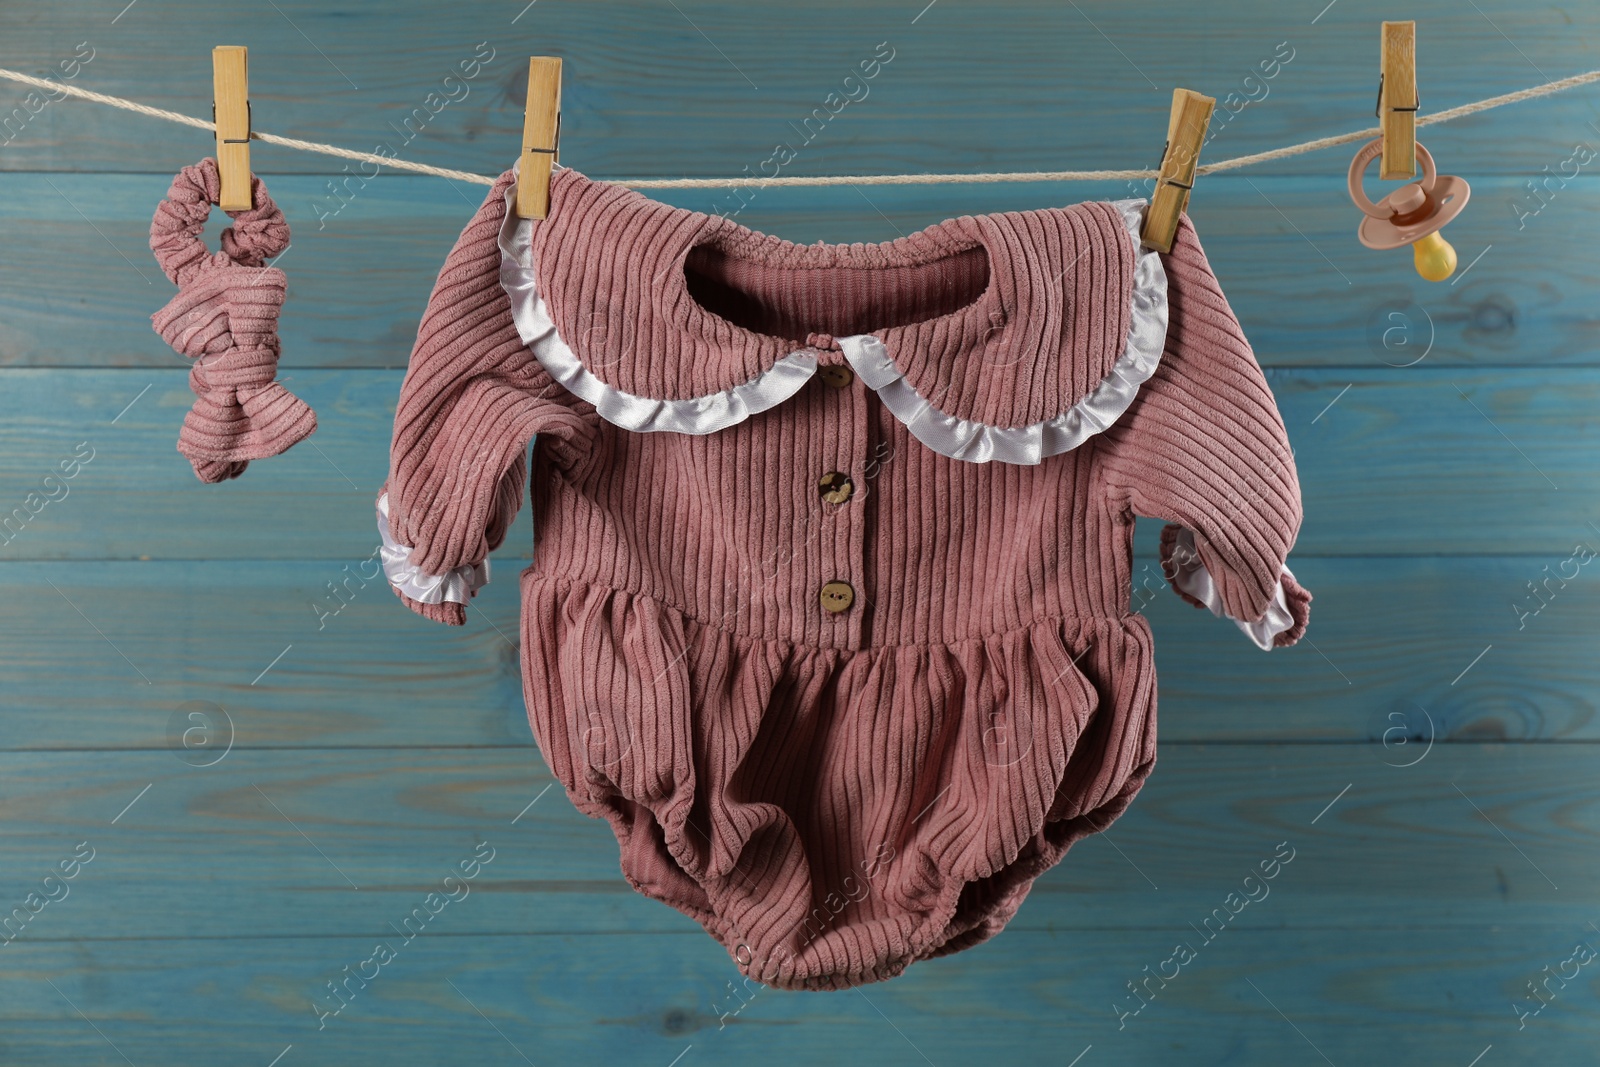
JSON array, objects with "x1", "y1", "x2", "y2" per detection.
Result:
[
  {"x1": 3, "y1": 924, "x2": 1593, "y2": 1066},
  {"x1": 0, "y1": 746, "x2": 1593, "y2": 940},
  {"x1": 0, "y1": 1, "x2": 1596, "y2": 1063},
  {"x1": 515, "y1": 57, "x2": 561, "y2": 219},
  {"x1": 0, "y1": 367, "x2": 1594, "y2": 558},
  {"x1": 210, "y1": 45, "x2": 251, "y2": 210},
  {"x1": 0, "y1": 1, "x2": 1595, "y2": 178},
  {"x1": 1140, "y1": 88, "x2": 1214, "y2": 252},
  {"x1": 0, "y1": 554, "x2": 1596, "y2": 748},
  {"x1": 0, "y1": 176, "x2": 1592, "y2": 370},
  {"x1": 1379, "y1": 20, "x2": 1418, "y2": 180},
  {"x1": 0, "y1": 748, "x2": 1593, "y2": 1062}
]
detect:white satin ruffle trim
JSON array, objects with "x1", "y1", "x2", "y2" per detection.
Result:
[
  {"x1": 497, "y1": 166, "x2": 1166, "y2": 462},
  {"x1": 497, "y1": 173, "x2": 818, "y2": 435},
  {"x1": 1164, "y1": 526, "x2": 1296, "y2": 651},
  {"x1": 837, "y1": 199, "x2": 1167, "y2": 465},
  {"x1": 375, "y1": 490, "x2": 490, "y2": 606}
]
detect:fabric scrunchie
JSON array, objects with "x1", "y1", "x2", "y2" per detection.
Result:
[{"x1": 149, "y1": 158, "x2": 316, "y2": 483}]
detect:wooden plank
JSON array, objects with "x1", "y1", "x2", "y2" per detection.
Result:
[
  {"x1": 1144, "y1": 553, "x2": 1600, "y2": 742},
  {"x1": 2, "y1": 555, "x2": 1599, "y2": 748},
  {"x1": 0, "y1": 559, "x2": 536, "y2": 749},
  {"x1": 0, "y1": 5, "x2": 1593, "y2": 1064},
  {"x1": 0, "y1": 746, "x2": 1594, "y2": 940},
  {"x1": 3, "y1": 748, "x2": 1600, "y2": 1062},
  {"x1": 1, "y1": 367, "x2": 1598, "y2": 559},
  {"x1": 0, "y1": 175, "x2": 1593, "y2": 369},
  {"x1": 0, "y1": 1, "x2": 1594, "y2": 178},
  {"x1": 515, "y1": 57, "x2": 561, "y2": 220},
  {"x1": 1, "y1": 924, "x2": 1594, "y2": 1065},
  {"x1": 0, "y1": 174, "x2": 473, "y2": 370},
  {"x1": 0, "y1": 368, "x2": 418, "y2": 559}
]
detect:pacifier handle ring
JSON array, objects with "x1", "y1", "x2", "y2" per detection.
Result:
[{"x1": 1347, "y1": 138, "x2": 1438, "y2": 220}]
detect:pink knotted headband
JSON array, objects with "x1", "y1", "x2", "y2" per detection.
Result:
[{"x1": 149, "y1": 158, "x2": 316, "y2": 483}]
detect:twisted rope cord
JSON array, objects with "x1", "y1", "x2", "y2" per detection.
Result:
[
  {"x1": 1, "y1": 64, "x2": 1596, "y2": 188},
  {"x1": 0, "y1": 67, "x2": 493, "y2": 184}
]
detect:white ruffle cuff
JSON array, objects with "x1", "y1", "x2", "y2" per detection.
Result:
[
  {"x1": 375, "y1": 490, "x2": 490, "y2": 606},
  {"x1": 1164, "y1": 526, "x2": 1298, "y2": 651}
]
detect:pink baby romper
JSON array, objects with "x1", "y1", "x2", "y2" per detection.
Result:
[{"x1": 375, "y1": 163, "x2": 1310, "y2": 991}]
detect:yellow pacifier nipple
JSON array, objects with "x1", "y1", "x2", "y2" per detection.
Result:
[{"x1": 1411, "y1": 231, "x2": 1457, "y2": 282}]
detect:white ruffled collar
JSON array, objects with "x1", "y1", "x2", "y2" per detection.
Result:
[{"x1": 497, "y1": 163, "x2": 1168, "y2": 465}]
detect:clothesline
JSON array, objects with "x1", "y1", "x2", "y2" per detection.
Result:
[{"x1": 1, "y1": 64, "x2": 1597, "y2": 188}]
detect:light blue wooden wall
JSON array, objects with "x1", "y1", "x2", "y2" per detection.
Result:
[{"x1": 2, "y1": 2, "x2": 1597, "y2": 1064}]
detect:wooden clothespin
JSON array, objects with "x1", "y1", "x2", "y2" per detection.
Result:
[
  {"x1": 212, "y1": 45, "x2": 252, "y2": 210},
  {"x1": 516, "y1": 57, "x2": 562, "y2": 219},
  {"x1": 1140, "y1": 88, "x2": 1215, "y2": 254},
  {"x1": 1377, "y1": 21, "x2": 1418, "y2": 180}
]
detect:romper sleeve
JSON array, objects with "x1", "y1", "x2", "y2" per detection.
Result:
[
  {"x1": 375, "y1": 169, "x2": 597, "y2": 625},
  {"x1": 1097, "y1": 214, "x2": 1311, "y2": 649}
]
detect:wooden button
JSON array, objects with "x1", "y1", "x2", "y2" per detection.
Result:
[
  {"x1": 818, "y1": 365, "x2": 854, "y2": 388},
  {"x1": 818, "y1": 471, "x2": 854, "y2": 504},
  {"x1": 819, "y1": 580, "x2": 855, "y2": 614}
]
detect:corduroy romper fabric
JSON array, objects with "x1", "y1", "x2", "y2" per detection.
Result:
[{"x1": 378, "y1": 166, "x2": 1311, "y2": 991}]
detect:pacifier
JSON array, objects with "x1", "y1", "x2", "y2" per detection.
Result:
[{"x1": 1347, "y1": 139, "x2": 1470, "y2": 281}]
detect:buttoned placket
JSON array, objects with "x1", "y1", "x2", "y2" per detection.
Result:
[{"x1": 809, "y1": 334, "x2": 870, "y2": 650}]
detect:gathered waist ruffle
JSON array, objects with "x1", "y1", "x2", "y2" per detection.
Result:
[{"x1": 516, "y1": 569, "x2": 1159, "y2": 991}]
